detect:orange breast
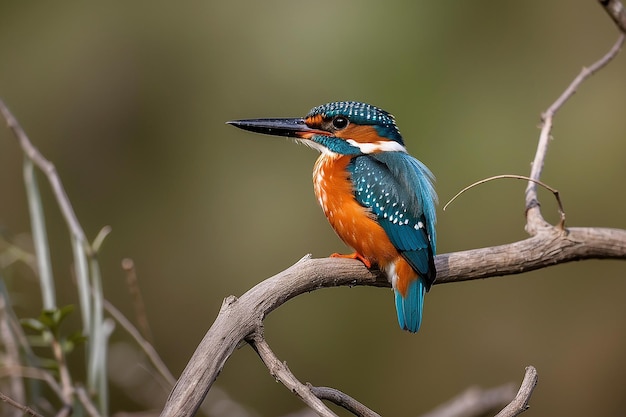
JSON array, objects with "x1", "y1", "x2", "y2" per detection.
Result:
[{"x1": 312, "y1": 154, "x2": 399, "y2": 266}]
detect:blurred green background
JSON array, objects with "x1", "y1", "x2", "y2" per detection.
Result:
[{"x1": 1, "y1": 1, "x2": 625, "y2": 416}]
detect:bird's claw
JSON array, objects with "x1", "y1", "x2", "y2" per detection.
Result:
[{"x1": 330, "y1": 252, "x2": 372, "y2": 269}]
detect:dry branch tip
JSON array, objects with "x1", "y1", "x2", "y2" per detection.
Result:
[{"x1": 494, "y1": 366, "x2": 538, "y2": 417}]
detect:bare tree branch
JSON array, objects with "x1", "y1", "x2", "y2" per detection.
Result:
[
  {"x1": 494, "y1": 366, "x2": 538, "y2": 417},
  {"x1": 436, "y1": 227, "x2": 626, "y2": 283},
  {"x1": 161, "y1": 222, "x2": 626, "y2": 417}
]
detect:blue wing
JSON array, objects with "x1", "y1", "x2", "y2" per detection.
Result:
[
  {"x1": 349, "y1": 152, "x2": 437, "y2": 287},
  {"x1": 349, "y1": 152, "x2": 436, "y2": 332}
]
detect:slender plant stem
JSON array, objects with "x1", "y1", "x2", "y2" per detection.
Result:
[{"x1": 22, "y1": 158, "x2": 56, "y2": 309}]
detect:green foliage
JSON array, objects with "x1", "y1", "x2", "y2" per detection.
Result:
[
  {"x1": 21, "y1": 305, "x2": 86, "y2": 356},
  {"x1": 24, "y1": 306, "x2": 74, "y2": 335}
]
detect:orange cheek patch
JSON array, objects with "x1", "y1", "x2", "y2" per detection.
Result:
[{"x1": 337, "y1": 125, "x2": 382, "y2": 143}]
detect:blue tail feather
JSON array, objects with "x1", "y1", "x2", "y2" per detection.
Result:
[{"x1": 394, "y1": 278, "x2": 425, "y2": 333}]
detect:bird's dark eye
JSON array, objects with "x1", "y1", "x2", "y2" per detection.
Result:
[{"x1": 332, "y1": 116, "x2": 349, "y2": 130}]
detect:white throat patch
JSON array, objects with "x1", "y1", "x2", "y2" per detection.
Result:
[{"x1": 346, "y1": 139, "x2": 407, "y2": 154}]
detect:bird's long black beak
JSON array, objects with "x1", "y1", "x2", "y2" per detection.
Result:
[{"x1": 227, "y1": 118, "x2": 326, "y2": 139}]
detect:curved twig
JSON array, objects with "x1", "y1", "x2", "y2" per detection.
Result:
[
  {"x1": 494, "y1": 366, "x2": 538, "y2": 417},
  {"x1": 308, "y1": 386, "x2": 381, "y2": 417},
  {"x1": 444, "y1": 174, "x2": 565, "y2": 228},
  {"x1": 102, "y1": 298, "x2": 176, "y2": 387},
  {"x1": 248, "y1": 333, "x2": 338, "y2": 417}
]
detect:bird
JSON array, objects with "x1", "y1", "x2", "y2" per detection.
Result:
[{"x1": 228, "y1": 101, "x2": 437, "y2": 332}]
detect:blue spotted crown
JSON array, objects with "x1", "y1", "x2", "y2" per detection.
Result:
[{"x1": 306, "y1": 101, "x2": 404, "y2": 144}]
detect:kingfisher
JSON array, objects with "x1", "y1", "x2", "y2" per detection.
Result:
[{"x1": 228, "y1": 101, "x2": 437, "y2": 332}]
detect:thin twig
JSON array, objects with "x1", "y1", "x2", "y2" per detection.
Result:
[
  {"x1": 0, "y1": 366, "x2": 64, "y2": 400},
  {"x1": 0, "y1": 390, "x2": 44, "y2": 417},
  {"x1": 92, "y1": 225, "x2": 112, "y2": 253},
  {"x1": 494, "y1": 366, "x2": 538, "y2": 417},
  {"x1": 50, "y1": 333, "x2": 74, "y2": 408},
  {"x1": 103, "y1": 298, "x2": 176, "y2": 387},
  {"x1": 0, "y1": 99, "x2": 90, "y2": 253},
  {"x1": 0, "y1": 236, "x2": 38, "y2": 271},
  {"x1": 308, "y1": 386, "x2": 381, "y2": 417},
  {"x1": 444, "y1": 174, "x2": 565, "y2": 229},
  {"x1": 76, "y1": 386, "x2": 103, "y2": 417},
  {"x1": 121, "y1": 258, "x2": 154, "y2": 344},
  {"x1": 55, "y1": 404, "x2": 72, "y2": 417},
  {"x1": 525, "y1": 33, "x2": 624, "y2": 232},
  {"x1": 541, "y1": 33, "x2": 624, "y2": 121},
  {"x1": 248, "y1": 334, "x2": 339, "y2": 417}
]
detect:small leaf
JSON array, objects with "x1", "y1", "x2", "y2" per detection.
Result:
[
  {"x1": 38, "y1": 310, "x2": 58, "y2": 330},
  {"x1": 38, "y1": 305, "x2": 76, "y2": 334},
  {"x1": 62, "y1": 331, "x2": 87, "y2": 354},
  {"x1": 25, "y1": 334, "x2": 50, "y2": 348},
  {"x1": 57, "y1": 304, "x2": 75, "y2": 323},
  {"x1": 20, "y1": 318, "x2": 45, "y2": 332}
]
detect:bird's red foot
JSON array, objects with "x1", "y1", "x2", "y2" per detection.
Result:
[{"x1": 330, "y1": 252, "x2": 372, "y2": 269}]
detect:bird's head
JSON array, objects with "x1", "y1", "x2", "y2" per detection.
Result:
[{"x1": 228, "y1": 101, "x2": 407, "y2": 156}]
